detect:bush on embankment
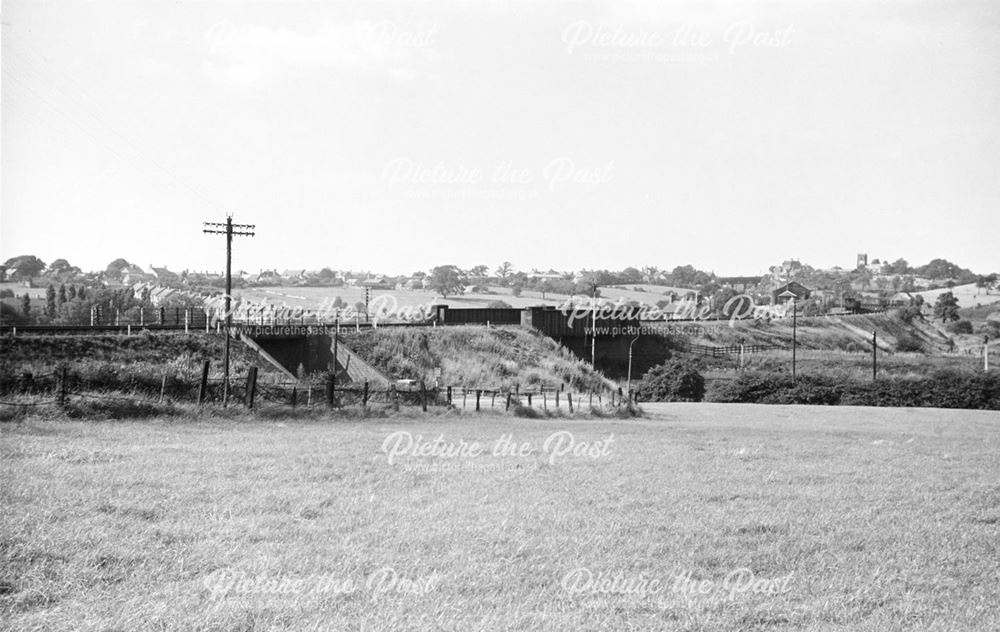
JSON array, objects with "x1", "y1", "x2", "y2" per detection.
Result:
[{"x1": 708, "y1": 369, "x2": 1000, "y2": 410}]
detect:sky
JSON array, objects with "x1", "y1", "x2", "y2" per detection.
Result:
[{"x1": 2, "y1": 0, "x2": 998, "y2": 277}]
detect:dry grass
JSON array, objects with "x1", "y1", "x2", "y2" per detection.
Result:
[{"x1": 2, "y1": 404, "x2": 999, "y2": 630}]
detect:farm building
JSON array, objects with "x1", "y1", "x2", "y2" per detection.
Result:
[{"x1": 772, "y1": 281, "x2": 812, "y2": 304}]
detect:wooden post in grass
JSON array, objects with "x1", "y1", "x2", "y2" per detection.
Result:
[
  {"x1": 392, "y1": 385, "x2": 400, "y2": 412},
  {"x1": 568, "y1": 392, "x2": 574, "y2": 413},
  {"x1": 57, "y1": 366, "x2": 68, "y2": 409},
  {"x1": 291, "y1": 387, "x2": 297, "y2": 408},
  {"x1": 198, "y1": 361, "x2": 210, "y2": 405},
  {"x1": 872, "y1": 330, "x2": 877, "y2": 381},
  {"x1": 462, "y1": 388, "x2": 467, "y2": 409},
  {"x1": 491, "y1": 391, "x2": 496, "y2": 409},
  {"x1": 447, "y1": 386, "x2": 452, "y2": 405},
  {"x1": 363, "y1": 381, "x2": 369, "y2": 408},
  {"x1": 421, "y1": 382, "x2": 427, "y2": 412},
  {"x1": 326, "y1": 371, "x2": 335, "y2": 407},
  {"x1": 475, "y1": 390, "x2": 481, "y2": 412},
  {"x1": 542, "y1": 388, "x2": 547, "y2": 410},
  {"x1": 505, "y1": 392, "x2": 511, "y2": 411},
  {"x1": 159, "y1": 374, "x2": 167, "y2": 404},
  {"x1": 589, "y1": 390, "x2": 593, "y2": 407},
  {"x1": 245, "y1": 367, "x2": 258, "y2": 409},
  {"x1": 527, "y1": 393, "x2": 532, "y2": 407},
  {"x1": 555, "y1": 390, "x2": 560, "y2": 409}
]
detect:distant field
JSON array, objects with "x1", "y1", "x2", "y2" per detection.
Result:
[
  {"x1": 2, "y1": 404, "x2": 999, "y2": 631},
  {"x1": 916, "y1": 282, "x2": 1000, "y2": 309},
  {"x1": 234, "y1": 284, "x2": 689, "y2": 314}
]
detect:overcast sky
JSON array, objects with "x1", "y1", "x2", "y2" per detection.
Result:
[{"x1": 2, "y1": 0, "x2": 998, "y2": 276}]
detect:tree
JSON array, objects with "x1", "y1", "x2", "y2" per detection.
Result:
[
  {"x1": 68, "y1": 285, "x2": 78, "y2": 300},
  {"x1": 3, "y1": 255, "x2": 46, "y2": 280},
  {"x1": 885, "y1": 258, "x2": 910, "y2": 275},
  {"x1": 619, "y1": 267, "x2": 643, "y2": 284},
  {"x1": 45, "y1": 284, "x2": 57, "y2": 318},
  {"x1": 976, "y1": 274, "x2": 998, "y2": 295},
  {"x1": 428, "y1": 265, "x2": 467, "y2": 298},
  {"x1": 914, "y1": 258, "x2": 973, "y2": 282},
  {"x1": 77, "y1": 286, "x2": 87, "y2": 300},
  {"x1": 104, "y1": 258, "x2": 135, "y2": 279},
  {"x1": 57, "y1": 284, "x2": 68, "y2": 306},
  {"x1": 468, "y1": 265, "x2": 489, "y2": 280},
  {"x1": 933, "y1": 291, "x2": 960, "y2": 323},
  {"x1": 21, "y1": 293, "x2": 31, "y2": 317},
  {"x1": 48, "y1": 259, "x2": 81, "y2": 278},
  {"x1": 634, "y1": 359, "x2": 706, "y2": 402},
  {"x1": 495, "y1": 261, "x2": 513, "y2": 282}
]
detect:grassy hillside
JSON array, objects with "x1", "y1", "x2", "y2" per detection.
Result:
[
  {"x1": 0, "y1": 333, "x2": 283, "y2": 397},
  {"x1": 685, "y1": 312, "x2": 952, "y2": 353},
  {"x1": 340, "y1": 326, "x2": 609, "y2": 392}
]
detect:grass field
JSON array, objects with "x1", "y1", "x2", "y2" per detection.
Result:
[{"x1": 3, "y1": 404, "x2": 999, "y2": 631}]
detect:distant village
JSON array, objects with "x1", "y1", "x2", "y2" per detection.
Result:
[{"x1": 2, "y1": 252, "x2": 996, "y2": 327}]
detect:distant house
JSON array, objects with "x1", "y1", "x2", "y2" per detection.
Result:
[
  {"x1": 122, "y1": 271, "x2": 156, "y2": 285},
  {"x1": 717, "y1": 276, "x2": 761, "y2": 294},
  {"x1": 772, "y1": 282, "x2": 812, "y2": 304},
  {"x1": 281, "y1": 269, "x2": 306, "y2": 282},
  {"x1": 147, "y1": 264, "x2": 178, "y2": 283},
  {"x1": 527, "y1": 270, "x2": 565, "y2": 282},
  {"x1": 360, "y1": 276, "x2": 390, "y2": 288}
]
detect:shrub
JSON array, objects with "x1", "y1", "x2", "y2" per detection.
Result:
[
  {"x1": 895, "y1": 335, "x2": 923, "y2": 353},
  {"x1": 897, "y1": 306, "x2": 923, "y2": 324},
  {"x1": 634, "y1": 359, "x2": 705, "y2": 402},
  {"x1": 948, "y1": 320, "x2": 974, "y2": 335},
  {"x1": 708, "y1": 370, "x2": 1000, "y2": 410}
]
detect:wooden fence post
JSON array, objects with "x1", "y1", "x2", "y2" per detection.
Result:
[
  {"x1": 555, "y1": 391, "x2": 560, "y2": 409},
  {"x1": 58, "y1": 366, "x2": 68, "y2": 409},
  {"x1": 198, "y1": 361, "x2": 210, "y2": 405},
  {"x1": 505, "y1": 392, "x2": 511, "y2": 411},
  {"x1": 363, "y1": 381, "x2": 370, "y2": 408},
  {"x1": 462, "y1": 388, "x2": 467, "y2": 409},
  {"x1": 568, "y1": 392, "x2": 573, "y2": 413},
  {"x1": 392, "y1": 385, "x2": 400, "y2": 412},
  {"x1": 245, "y1": 367, "x2": 258, "y2": 409},
  {"x1": 527, "y1": 393, "x2": 532, "y2": 407},
  {"x1": 542, "y1": 388, "x2": 547, "y2": 410},
  {"x1": 475, "y1": 390, "x2": 481, "y2": 412},
  {"x1": 421, "y1": 382, "x2": 428, "y2": 412},
  {"x1": 326, "y1": 371, "x2": 336, "y2": 407},
  {"x1": 291, "y1": 387, "x2": 297, "y2": 408},
  {"x1": 159, "y1": 374, "x2": 167, "y2": 404},
  {"x1": 447, "y1": 386, "x2": 452, "y2": 405},
  {"x1": 491, "y1": 391, "x2": 496, "y2": 409}
]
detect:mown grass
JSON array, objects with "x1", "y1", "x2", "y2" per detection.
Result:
[{"x1": 1, "y1": 404, "x2": 998, "y2": 631}]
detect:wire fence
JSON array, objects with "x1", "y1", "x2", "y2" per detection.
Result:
[{"x1": 0, "y1": 365, "x2": 629, "y2": 413}]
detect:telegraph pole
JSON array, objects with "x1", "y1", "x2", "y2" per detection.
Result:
[{"x1": 203, "y1": 215, "x2": 255, "y2": 406}]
